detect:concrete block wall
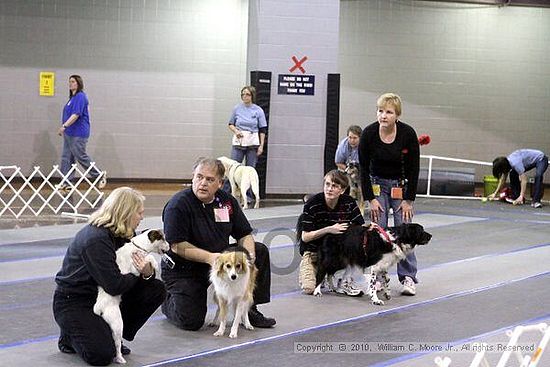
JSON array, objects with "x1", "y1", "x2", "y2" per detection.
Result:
[
  {"x1": 339, "y1": 0, "x2": 550, "y2": 181},
  {"x1": 1, "y1": 0, "x2": 549, "y2": 188},
  {"x1": 0, "y1": 0, "x2": 248, "y2": 179},
  {"x1": 248, "y1": 0, "x2": 340, "y2": 194}
]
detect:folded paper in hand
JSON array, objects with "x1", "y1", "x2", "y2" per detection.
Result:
[{"x1": 232, "y1": 130, "x2": 260, "y2": 147}]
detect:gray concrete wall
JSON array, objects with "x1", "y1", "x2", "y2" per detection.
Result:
[
  {"x1": 248, "y1": 0, "x2": 340, "y2": 194},
  {"x1": 339, "y1": 0, "x2": 550, "y2": 180},
  {"x1": 0, "y1": 0, "x2": 248, "y2": 179},
  {"x1": 1, "y1": 0, "x2": 549, "y2": 188}
]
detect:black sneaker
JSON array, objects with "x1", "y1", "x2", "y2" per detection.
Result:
[
  {"x1": 121, "y1": 344, "x2": 131, "y2": 356},
  {"x1": 58, "y1": 335, "x2": 75, "y2": 354},
  {"x1": 248, "y1": 305, "x2": 276, "y2": 328}
]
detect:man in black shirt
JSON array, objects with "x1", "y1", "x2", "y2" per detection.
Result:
[{"x1": 161, "y1": 158, "x2": 275, "y2": 330}]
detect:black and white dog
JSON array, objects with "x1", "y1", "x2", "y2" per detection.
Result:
[
  {"x1": 313, "y1": 223, "x2": 432, "y2": 305},
  {"x1": 93, "y1": 229, "x2": 168, "y2": 364}
]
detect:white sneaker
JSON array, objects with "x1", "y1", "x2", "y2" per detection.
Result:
[
  {"x1": 401, "y1": 276, "x2": 416, "y2": 296},
  {"x1": 532, "y1": 202, "x2": 542, "y2": 208},
  {"x1": 98, "y1": 171, "x2": 107, "y2": 189},
  {"x1": 336, "y1": 279, "x2": 363, "y2": 297}
]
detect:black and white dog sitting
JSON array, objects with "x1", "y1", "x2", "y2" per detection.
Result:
[{"x1": 313, "y1": 223, "x2": 432, "y2": 305}]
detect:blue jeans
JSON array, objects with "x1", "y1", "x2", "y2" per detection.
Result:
[
  {"x1": 231, "y1": 146, "x2": 259, "y2": 168},
  {"x1": 509, "y1": 156, "x2": 548, "y2": 202},
  {"x1": 60, "y1": 135, "x2": 101, "y2": 182},
  {"x1": 371, "y1": 177, "x2": 418, "y2": 283},
  {"x1": 222, "y1": 146, "x2": 259, "y2": 200}
]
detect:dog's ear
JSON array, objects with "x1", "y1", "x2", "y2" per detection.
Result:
[
  {"x1": 148, "y1": 229, "x2": 164, "y2": 242},
  {"x1": 215, "y1": 255, "x2": 226, "y2": 277}
]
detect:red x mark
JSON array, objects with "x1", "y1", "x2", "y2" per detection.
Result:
[{"x1": 289, "y1": 55, "x2": 308, "y2": 74}]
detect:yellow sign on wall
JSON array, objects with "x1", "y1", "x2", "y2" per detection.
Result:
[{"x1": 39, "y1": 72, "x2": 55, "y2": 96}]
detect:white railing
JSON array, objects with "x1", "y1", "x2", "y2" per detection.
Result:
[
  {"x1": 435, "y1": 322, "x2": 549, "y2": 367},
  {"x1": 0, "y1": 163, "x2": 104, "y2": 218},
  {"x1": 419, "y1": 154, "x2": 492, "y2": 200},
  {"x1": 419, "y1": 155, "x2": 550, "y2": 201}
]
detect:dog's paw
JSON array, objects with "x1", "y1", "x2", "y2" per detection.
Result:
[
  {"x1": 243, "y1": 323, "x2": 254, "y2": 330},
  {"x1": 383, "y1": 293, "x2": 391, "y2": 300},
  {"x1": 213, "y1": 329, "x2": 224, "y2": 337},
  {"x1": 229, "y1": 332, "x2": 238, "y2": 339},
  {"x1": 371, "y1": 298, "x2": 385, "y2": 306},
  {"x1": 113, "y1": 355, "x2": 126, "y2": 364}
]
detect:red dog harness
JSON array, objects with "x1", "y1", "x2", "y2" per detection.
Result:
[{"x1": 362, "y1": 223, "x2": 393, "y2": 253}]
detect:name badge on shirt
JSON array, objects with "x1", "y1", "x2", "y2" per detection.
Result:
[
  {"x1": 372, "y1": 184, "x2": 381, "y2": 196},
  {"x1": 214, "y1": 208, "x2": 230, "y2": 222}
]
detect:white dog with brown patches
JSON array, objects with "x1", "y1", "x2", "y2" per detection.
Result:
[
  {"x1": 210, "y1": 246, "x2": 257, "y2": 338},
  {"x1": 218, "y1": 156, "x2": 260, "y2": 209},
  {"x1": 93, "y1": 229, "x2": 168, "y2": 364}
]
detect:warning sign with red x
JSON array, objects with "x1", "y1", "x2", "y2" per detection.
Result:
[{"x1": 289, "y1": 55, "x2": 308, "y2": 74}]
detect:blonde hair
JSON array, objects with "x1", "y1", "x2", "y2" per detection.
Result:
[
  {"x1": 377, "y1": 92, "x2": 402, "y2": 117},
  {"x1": 89, "y1": 187, "x2": 145, "y2": 238}
]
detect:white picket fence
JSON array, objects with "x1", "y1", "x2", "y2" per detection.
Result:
[
  {"x1": 0, "y1": 163, "x2": 104, "y2": 218},
  {"x1": 435, "y1": 323, "x2": 549, "y2": 367}
]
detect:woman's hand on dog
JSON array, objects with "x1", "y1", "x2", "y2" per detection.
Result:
[{"x1": 131, "y1": 251, "x2": 154, "y2": 278}]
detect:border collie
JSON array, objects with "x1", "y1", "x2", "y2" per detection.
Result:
[{"x1": 313, "y1": 223, "x2": 432, "y2": 305}]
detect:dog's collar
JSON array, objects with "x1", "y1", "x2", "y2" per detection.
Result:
[
  {"x1": 363, "y1": 222, "x2": 392, "y2": 242},
  {"x1": 363, "y1": 223, "x2": 392, "y2": 252},
  {"x1": 131, "y1": 239, "x2": 150, "y2": 254},
  {"x1": 229, "y1": 163, "x2": 242, "y2": 177},
  {"x1": 372, "y1": 223, "x2": 392, "y2": 243}
]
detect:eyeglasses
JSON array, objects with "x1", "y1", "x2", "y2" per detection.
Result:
[{"x1": 324, "y1": 181, "x2": 342, "y2": 190}]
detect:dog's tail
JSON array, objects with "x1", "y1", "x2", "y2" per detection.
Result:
[{"x1": 249, "y1": 170, "x2": 260, "y2": 204}]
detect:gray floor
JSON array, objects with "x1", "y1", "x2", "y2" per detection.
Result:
[{"x1": 1, "y1": 198, "x2": 550, "y2": 367}]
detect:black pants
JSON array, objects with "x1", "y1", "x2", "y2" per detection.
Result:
[
  {"x1": 53, "y1": 279, "x2": 165, "y2": 366},
  {"x1": 161, "y1": 242, "x2": 271, "y2": 331}
]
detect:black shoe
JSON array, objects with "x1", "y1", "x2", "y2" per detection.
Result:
[
  {"x1": 58, "y1": 336, "x2": 76, "y2": 354},
  {"x1": 121, "y1": 344, "x2": 131, "y2": 356},
  {"x1": 248, "y1": 305, "x2": 276, "y2": 328}
]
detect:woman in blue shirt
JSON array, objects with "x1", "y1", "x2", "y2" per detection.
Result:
[
  {"x1": 228, "y1": 86, "x2": 268, "y2": 168},
  {"x1": 57, "y1": 75, "x2": 106, "y2": 191}
]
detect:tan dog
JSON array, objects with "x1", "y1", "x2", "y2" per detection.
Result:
[
  {"x1": 209, "y1": 246, "x2": 257, "y2": 338},
  {"x1": 218, "y1": 156, "x2": 260, "y2": 209},
  {"x1": 345, "y1": 162, "x2": 364, "y2": 214}
]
